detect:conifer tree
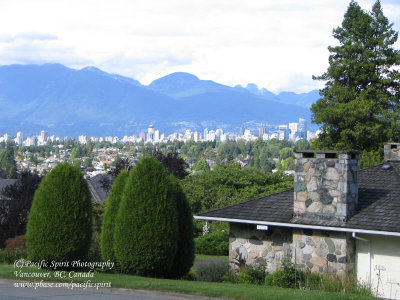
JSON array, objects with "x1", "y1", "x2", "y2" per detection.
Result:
[
  {"x1": 113, "y1": 157, "x2": 178, "y2": 276},
  {"x1": 168, "y1": 175, "x2": 194, "y2": 278},
  {"x1": 26, "y1": 163, "x2": 92, "y2": 262},
  {"x1": 100, "y1": 169, "x2": 128, "y2": 263},
  {"x1": 312, "y1": 0, "x2": 400, "y2": 151}
]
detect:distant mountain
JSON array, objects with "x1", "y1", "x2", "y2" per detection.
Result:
[
  {"x1": 236, "y1": 83, "x2": 320, "y2": 108},
  {"x1": 0, "y1": 64, "x2": 313, "y2": 137},
  {"x1": 148, "y1": 72, "x2": 237, "y2": 98}
]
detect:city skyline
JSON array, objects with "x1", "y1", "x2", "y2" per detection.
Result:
[{"x1": 0, "y1": 118, "x2": 317, "y2": 146}]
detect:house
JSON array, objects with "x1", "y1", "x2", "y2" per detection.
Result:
[
  {"x1": 86, "y1": 173, "x2": 113, "y2": 202},
  {"x1": 195, "y1": 143, "x2": 400, "y2": 299}
]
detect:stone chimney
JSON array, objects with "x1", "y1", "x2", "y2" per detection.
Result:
[
  {"x1": 384, "y1": 143, "x2": 400, "y2": 162},
  {"x1": 294, "y1": 150, "x2": 359, "y2": 222}
]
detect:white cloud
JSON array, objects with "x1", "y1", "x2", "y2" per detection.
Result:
[{"x1": 0, "y1": 0, "x2": 399, "y2": 93}]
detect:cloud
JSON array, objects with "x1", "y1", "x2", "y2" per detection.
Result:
[
  {"x1": 0, "y1": 36, "x2": 92, "y2": 67},
  {"x1": 0, "y1": 0, "x2": 398, "y2": 92},
  {"x1": 0, "y1": 32, "x2": 58, "y2": 43}
]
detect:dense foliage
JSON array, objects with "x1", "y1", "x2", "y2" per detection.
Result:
[
  {"x1": 195, "y1": 230, "x2": 229, "y2": 256},
  {"x1": 113, "y1": 158, "x2": 178, "y2": 276},
  {"x1": 312, "y1": 0, "x2": 400, "y2": 152},
  {"x1": 101, "y1": 170, "x2": 128, "y2": 263},
  {"x1": 168, "y1": 176, "x2": 195, "y2": 278},
  {"x1": 0, "y1": 143, "x2": 17, "y2": 178},
  {"x1": 182, "y1": 163, "x2": 293, "y2": 214},
  {"x1": 0, "y1": 170, "x2": 42, "y2": 247},
  {"x1": 26, "y1": 163, "x2": 92, "y2": 262},
  {"x1": 154, "y1": 151, "x2": 189, "y2": 179}
]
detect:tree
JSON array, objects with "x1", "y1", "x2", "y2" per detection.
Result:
[
  {"x1": 26, "y1": 163, "x2": 92, "y2": 262},
  {"x1": 113, "y1": 157, "x2": 178, "y2": 276},
  {"x1": 0, "y1": 171, "x2": 42, "y2": 247},
  {"x1": 108, "y1": 157, "x2": 132, "y2": 178},
  {"x1": 312, "y1": 0, "x2": 400, "y2": 151},
  {"x1": 168, "y1": 176, "x2": 194, "y2": 278},
  {"x1": 0, "y1": 145, "x2": 17, "y2": 179},
  {"x1": 181, "y1": 163, "x2": 293, "y2": 214},
  {"x1": 100, "y1": 170, "x2": 128, "y2": 263},
  {"x1": 194, "y1": 157, "x2": 210, "y2": 173},
  {"x1": 154, "y1": 151, "x2": 189, "y2": 179}
]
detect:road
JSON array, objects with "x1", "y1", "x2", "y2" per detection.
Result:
[{"x1": 0, "y1": 279, "x2": 223, "y2": 300}]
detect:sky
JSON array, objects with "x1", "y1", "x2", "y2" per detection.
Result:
[{"x1": 0, "y1": 0, "x2": 399, "y2": 93}]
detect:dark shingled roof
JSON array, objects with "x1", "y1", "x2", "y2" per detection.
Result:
[
  {"x1": 86, "y1": 174, "x2": 113, "y2": 202},
  {"x1": 197, "y1": 162, "x2": 400, "y2": 234},
  {"x1": 0, "y1": 179, "x2": 18, "y2": 200}
]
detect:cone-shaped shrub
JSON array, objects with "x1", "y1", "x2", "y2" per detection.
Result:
[
  {"x1": 26, "y1": 163, "x2": 92, "y2": 262},
  {"x1": 169, "y1": 175, "x2": 195, "y2": 278},
  {"x1": 101, "y1": 169, "x2": 128, "y2": 262},
  {"x1": 114, "y1": 157, "x2": 178, "y2": 276}
]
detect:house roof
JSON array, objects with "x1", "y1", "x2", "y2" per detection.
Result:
[
  {"x1": 0, "y1": 179, "x2": 18, "y2": 199},
  {"x1": 196, "y1": 161, "x2": 400, "y2": 235},
  {"x1": 86, "y1": 174, "x2": 112, "y2": 202}
]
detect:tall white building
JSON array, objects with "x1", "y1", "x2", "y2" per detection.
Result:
[
  {"x1": 289, "y1": 122, "x2": 298, "y2": 141},
  {"x1": 40, "y1": 130, "x2": 48, "y2": 142},
  {"x1": 297, "y1": 118, "x2": 307, "y2": 139},
  {"x1": 78, "y1": 135, "x2": 87, "y2": 144},
  {"x1": 147, "y1": 125, "x2": 155, "y2": 142},
  {"x1": 154, "y1": 130, "x2": 160, "y2": 143},
  {"x1": 15, "y1": 132, "x2": 23, "y2": 145}
]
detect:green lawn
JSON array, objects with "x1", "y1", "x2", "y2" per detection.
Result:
[
  {"x1": 0, "y1": 262, "x2": 375, "y2": 300},
  {"x1": 194, "y1": 254, "x2": 229, "y2": 262}
]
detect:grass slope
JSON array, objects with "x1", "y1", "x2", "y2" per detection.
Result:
[{"x1": 0, "y1": 263, "x2": 375, "y2": 300}]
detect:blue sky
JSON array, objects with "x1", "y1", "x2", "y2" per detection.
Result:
[{"x1": 0, "y1": 0, "x2": 399, "y2": 93}]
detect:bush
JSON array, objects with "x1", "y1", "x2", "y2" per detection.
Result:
[
  {"x1": 194, "y1": 258, "x2": 228, "y2": 282},
  {"x1": 89, "y1": 201, "x2": 105, "y2": 263},
  {"x1": 265, "y1": 259, "x2": 298, "y2": 288},
  {"x1": 113, "y1": 158, "x2": 178, "y2": 276},
  {"x1": 5, "y1": 235, "x2": 26, "y2": 251},
  {"x1": 195, "y1": 230, "x2": 229, "y2": 256},
  {"x1": 264, "y1": 260, "x2": 373, "y2": 296},
  {"x1": 26, "y1": 163, "x2": 92, "y2": 263},
  {"x1": 101, "y1": 170, "x2": 128, "y2": 263},
  {"x1": 0, "y1": 248, "x2": 27, "y2": 264},
  {"x1": 238, "y1": 265, "x2": 266, "y2": 285},
  {"x1": 168, "y1": 176, "x2": 195, "y2": 278}
]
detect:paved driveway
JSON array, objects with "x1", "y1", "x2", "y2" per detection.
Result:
[{"x1": 0, "y1": 279, "x2": 223, "y2": 300}]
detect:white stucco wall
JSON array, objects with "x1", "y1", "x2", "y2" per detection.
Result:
[{"x1": 356, "y1": 234, "x2": 400, "y2": 299}]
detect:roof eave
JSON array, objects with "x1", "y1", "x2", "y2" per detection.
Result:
[{"x1": 194, "y1": 215, "x2": 400, "y2": 237}]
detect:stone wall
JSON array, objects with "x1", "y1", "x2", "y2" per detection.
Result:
[
  {"x1": 229, "y1": 223, "x2": 292, "y2": 273},
  {"x1": 294, "y1": 151, "x2": 359, "y2": 222},
  {"x1": 229, "y1": 223, "x2": 354, "y2": 276}
]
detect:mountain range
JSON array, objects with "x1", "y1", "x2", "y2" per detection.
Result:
[{"x1": 0, "y1": 63, "x2": 319, "y2": 137}]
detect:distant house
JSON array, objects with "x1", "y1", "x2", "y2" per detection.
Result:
[
  {"x1": 196, "y1": 143, "x2": 400, "y2": 299},
  {"x1": 86, "y1": 173, "x2": 113, "y2": 202}
]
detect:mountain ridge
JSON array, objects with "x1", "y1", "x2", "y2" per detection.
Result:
[{"x1": 0, "y1": 64, "x2": 317, "y2": 136}]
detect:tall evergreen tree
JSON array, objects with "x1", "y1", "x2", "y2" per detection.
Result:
[
  {"x1": 26, "y1": 163, "x2": 92, "y2": 262},
  {"x1": 0, "y1": 143, "x2": 17, "y2": 179},
  {"x1": 100, "y1": 169, "x2": 128, "y2": 263},
  {"x1": 312, "y1": 0, "x2": 400, "y2": 151},
  {"x1": 168, "y1": 175, "x2": 194, "y2": 278},
  {"x1": 113, "y1": 157, "x2": 178, "y2": 276}
]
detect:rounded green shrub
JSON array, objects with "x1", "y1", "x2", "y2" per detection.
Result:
[
  {"x1": 113, "y1": 157, "x2": 178, "y2": 276},
  {"x1": 168, "y1": 175, "x2": 195, "y2": 278},
  {"x1": 26, "y1": 163, "x2": 92, "y2": 262},
  {"x1": 195, "y1": 230, "x2": 229, "y2": 256},
  {"x1": 100, "y1": 170, "x2": 128, "y2": 263}
]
